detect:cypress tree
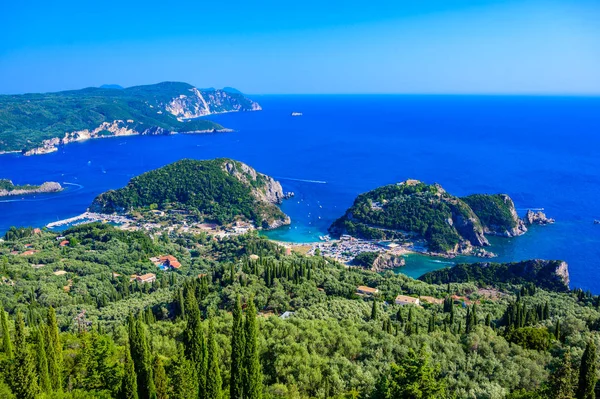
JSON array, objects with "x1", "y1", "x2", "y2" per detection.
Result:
[
  {"x1": 34, "y1": 327, "x2": 51, "y2": 393},
  {"x1": 183, "y1": 290, "x2": 206, "y2": 398},
  {"x1": 371, "y1": 299, "x2": 379, "y2": 320},
  {"x1": 577, "y1": 340, "x2": 597, "y2": 399},
  {"x1": 1, "y1": 307, "x2": 13, "y2": 358},
  {"x1": 128, "y1": 315, "x2": 156, "y2": 399},
  {"x1": 170, "y1": 345, "x2": 195, "y2": 399},
  {"x1": 244, "y1": 296, "x2": 263, "y2": 399},
  {"x1": 46, "y1": 306, "x2": 63, "y2": 391},
  {"x1": 9, "y1": 311, "x2": 39, "y2": 399},
  {"x1": 206, "y1": 319, "x2": 222, "y2": 399},
  {"x1": 120, "y1": 345, "x2": 139, "y2": 399},
  {"x1": 230, "y1": 296, "x2": 245, "y2": 399},
  {"x1": 549, "y1": 350, "x2": 576, "y2": 399},
  {"x1": 153, "y1": 356, "x2": 168, "y2": 399}
]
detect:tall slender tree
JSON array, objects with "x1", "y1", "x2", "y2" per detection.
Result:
[
  {"x1": 1, "y1": 307, "x2": 12, "y2": 358},
  {"x1": 549, "y1": 350, "x2": 576, "y2": 399},
  {"x1": 577, "y1": 340, "x2": 597, "y2": 399},
  {"x1": 244, "y1": 296, "x2": 263, "y2": 399},
  {"x1": 153, "y1": 356, "x2": 168, "y2": 399},
  {"x1": 128, "y1": 314, "x2": 156, "y2": 399},
  {"x1": 9, "y1": 311, "x2": 39, "y2": 399},
  {"x1": 206, "y1": 319, "x2": 222, "y2": 399},
  {"x1": 170, "y1": 345, "x2": 195, "y2": 399},
  {"x1": 183, "y1": 289, "x2": 206, "y2": 398},
  {"x1": 34, "y1": 327, "x2": 51, "y2": 393},
  {"x1": 230, "y1": 295, "x2": 245, "y2": 399},
  {"x1": 120, "y1": 345, "x2": 139, "y2": 399},
  {"x1": 46, "y1": 306, "x2": 63, "y2": 391}
]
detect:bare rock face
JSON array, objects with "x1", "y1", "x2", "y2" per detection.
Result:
[
  {"x1": 222, "y1": 160, "x2": 285, "y2": 204},
  {"x1": 451, "y1": 208, "x2": 490, "y2": 247},
  {"x1": 523, "y1": 210, "x2": 555, "y2": 226},
  {"x1": 371, "y1": 253, "x2": 406, "y2": 272}
]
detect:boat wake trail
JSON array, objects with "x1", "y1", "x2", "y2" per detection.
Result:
[{"x1": 276, "y1": 177, "x2": 327, "y2": 184}]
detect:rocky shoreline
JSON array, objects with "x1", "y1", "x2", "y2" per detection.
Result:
[
  {"x1": 0, "y1": 181, "x2": 63, "y2": 197},
  {"x1": 22, "y1": 121, "x2": 236, "y2": 156}
]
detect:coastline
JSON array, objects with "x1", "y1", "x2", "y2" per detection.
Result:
[{"x1": 15, "y1": 127, "x2": 236, "y2": 157}]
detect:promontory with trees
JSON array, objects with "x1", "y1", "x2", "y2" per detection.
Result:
[
  {"x1": 329, "y1": 179, "x2": 553, "y2": 255},
  {"x1": 0, "y1": 162, "x2": 595, "y2": 399},
  {"x1": 89, "y1": 158, "x2": 291, "y2": 229},
  {"x1": 0, "y1": 82, "x2": 261, "y2": 155}
]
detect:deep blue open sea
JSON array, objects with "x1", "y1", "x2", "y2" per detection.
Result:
[{"x1": 1, "y1": 95, "x2": 600, "y2": 290}]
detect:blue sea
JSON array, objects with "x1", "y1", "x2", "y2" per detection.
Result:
[{"x1": 1, "y1": 95, "x2": 600, "y2": 291}]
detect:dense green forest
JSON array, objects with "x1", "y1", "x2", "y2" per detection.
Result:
[
  {"x1": 420, "y1": 260, "x2": 571, "y2": 293},
  {"x1": 0, "y1": 221, "x2": 599, "y2": 398},
  {"x1": 462, "y1": 194, "x2": 518, "y2": 232},
  {"x1": 89, "y1": 159, "x2": 288, "y2": 228},
  {"x1": 329, "y1": 181, "x2": 525, "y2": 253},
  {"x1": 0, "y1": 82, "x2": 259, "y2": 152}
]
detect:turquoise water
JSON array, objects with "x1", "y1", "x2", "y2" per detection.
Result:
[{"x1": 1, "y1": 95, "x2": 599, "y2": 290}]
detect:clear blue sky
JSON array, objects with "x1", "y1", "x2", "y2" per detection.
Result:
[{"x1": 1, "y1": 0, "x2": 599, "y2": 94}]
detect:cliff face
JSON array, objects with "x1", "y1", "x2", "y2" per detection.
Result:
[
  {"x1": 0, "y1": 82, "x2": 261, "y2": 155},
  {"x1": 462, "y1": 194, "x2": 527, "y2": 238},
  {"x1": 371, "y1": 253, "x2": 406, "y2": 272},
  {"x1": 166, "y1": 88, "x2": 261, "y2": 119}
]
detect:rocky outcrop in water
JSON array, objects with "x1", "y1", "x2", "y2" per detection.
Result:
[
  {"x1": 523, "y1": 210, "x2": 555, "y2": 226},
  {"x1": 0, "y1": 180, "x2": 62, "y2": 197},
  {"x1": 371, "y1": 253, "x2": 406, "y2": 272}
]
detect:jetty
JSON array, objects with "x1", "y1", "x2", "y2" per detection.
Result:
[{"x1": 46, "y1": 212, "x2": 130, "y2": 228}]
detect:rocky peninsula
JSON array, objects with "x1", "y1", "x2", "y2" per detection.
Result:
[
  {"x1": 0, "y1": 82, "x2": 261, "y2": 156},
  {"x1": 329, "y1": 179, "x2": 554, "y2": 257},
  {"x1": 0, "y1": 179, "x2": 62, "y2": 197}
]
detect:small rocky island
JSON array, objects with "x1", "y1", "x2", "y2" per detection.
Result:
[
  {"x1": 329, "y1": 179, "x2": 554, "y2": 257},
  {"x1": 0, "y1": 179, "x2": 62, "y2": 197}
]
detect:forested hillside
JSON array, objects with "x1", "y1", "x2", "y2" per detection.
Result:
[
  {"x1": 89, "y1": 159, "x2": 289, "y2": 228},
  {"x1": 0, "y1": 222, "x2": 599, "y2": 398},
  {"x1": 330, "y1": 180, "x2": 532, "y2": 253},
  {"x1": 0, "y1": 82, "x2": 260, "y2": 153}
]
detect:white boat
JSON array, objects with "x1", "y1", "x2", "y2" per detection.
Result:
[{"x1": 291, "y1": 112, "x2": 303, "y2": 116}]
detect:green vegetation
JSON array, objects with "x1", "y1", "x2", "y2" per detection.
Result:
[
  {"x1": 352, "y1": 251, "x2": 380, "y2": 268},
  {"x1": 0, "y1": 82, "x2": 259, "y2": 153},
  {"x1": 0, "y1": 221, "x2": 599, "y2": 398},
  {"x1": 463, "y1": 194, "x2": 518, "y2": 231},
  {"x1": 90, "y1": 159, "x2": 288, "y2": 227},
  {"x1": 330, "y1": 181, "x2": 531, "y2": 253},
  {"x1": 0, "y1": 180, "x2": 40, "y2": 192},
  {"x1": 329, "y1": 181, "x2": 483, "y2": 252},
  {"x1": 419, "y1": 259, "x2": 570, "y2": 292}
]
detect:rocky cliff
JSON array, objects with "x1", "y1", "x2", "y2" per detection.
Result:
[
  {"x1": 330, "y1": 180, "x2": 549, "y2": 256},
  {"x1": 0, "y1": 180, "x2": 62, "y2": 197},
  {"x1": 0, "y1": 82, "x2": 261, "y2": 155},
  {"x1": 462, "y1": 194, "x2": 528, "y2": 237},
  {"x1": 524, "y1": 210, "x2": 555, "y2": 226}
]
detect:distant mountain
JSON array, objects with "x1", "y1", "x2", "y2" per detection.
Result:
[
  {"x1": 99, "y1": 84, "x2": 124, "y2": 90},
  {"x1": 89, "y1": 158, "x2": 290, "y2": 229},
  {"x1": 0, "y1": 82, "x2": 262, "y2": 154},
  {"x1": 222, "y1": 87, "x2": 243, "y2": 94}
]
